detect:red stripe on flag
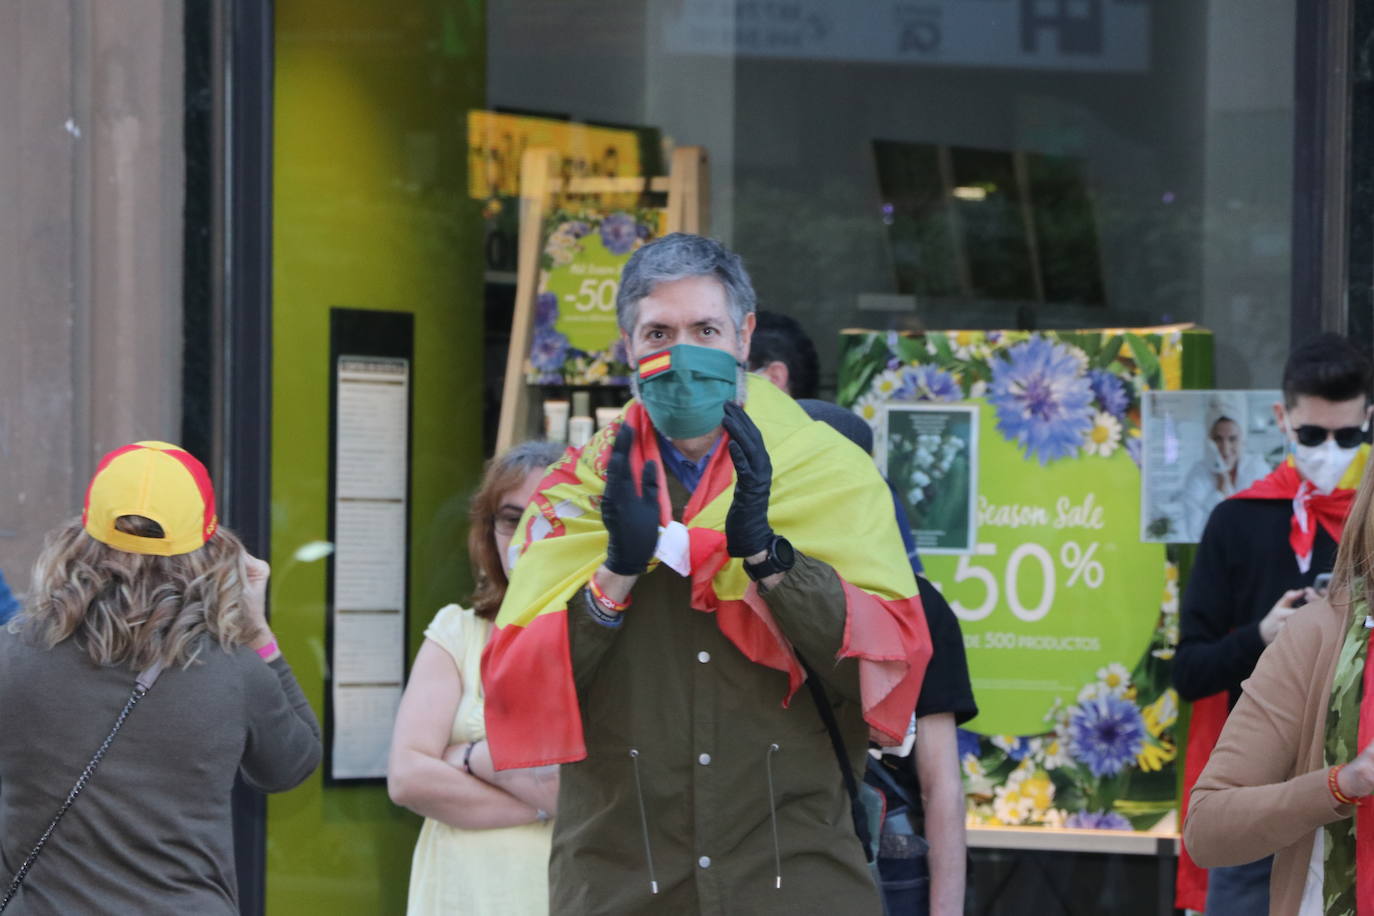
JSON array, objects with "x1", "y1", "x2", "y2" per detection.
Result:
[
  {"x1": 626, "y1": 403, "x2": 673, "y2": 525},
  {"x1": 1175, "y1": 692, "x2": 1228, "y2": 911},
  {"x1": 686, "y1": 525, "x2": 804, "y2": 700},
  {"x1": 837, "y1": 581, "x2": 931, "y2": 744},
  {"x1": 684, "y1": 433, "x2": 735, "y2": 523},
  {"x1": 481, "y1": 609, "x2": 588, "y2": 769}
]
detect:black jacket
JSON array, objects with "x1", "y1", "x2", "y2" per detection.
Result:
[{"x1": 1172, "y1": 497, "x2": 1338, "y2": 703}]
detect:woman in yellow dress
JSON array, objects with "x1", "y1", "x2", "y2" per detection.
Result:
[{"x1": 389, "y1": 440, "x2": 565, "y2": 915}]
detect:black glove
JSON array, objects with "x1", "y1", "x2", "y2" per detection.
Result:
[
  {"x1": 722, "y1": 402, "x2": 775, "y2": 558},
  {"x1": 601, "y1": 424, "x2": 661, "y2": 576}
]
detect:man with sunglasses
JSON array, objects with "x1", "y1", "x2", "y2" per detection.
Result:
[{"x1": 1174, "y1": 332, "x2": 1373, "y2": 916}]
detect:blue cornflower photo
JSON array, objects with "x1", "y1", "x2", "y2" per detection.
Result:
[
  {"x1": 1067, "y1": 693, "x2": 1147, "y2": 778},
  {"x1": 529, "y1": 327, "x2": 571, "y2": 373},
  {"x1": 1087, "y1": 368, "x2": 1130, "y2": 418},
  {"x1": 599, "y1": 212, "x2": 638, "y2": 255},
  {"x1": 956, "y1": 727, "x2": 982, "y2": 762},
  {"x1": 1066, "y1": 809, "x2": 1132, "y2": 830},
  {"x1": 534, "y1": 292, "x2": 558, "y2": 330},
  {"x1": 897, "y1": 364, "x2": 962, "y2": 402},
  {"x1": 989, "y1": 336, "x2": 1094, "y2": 464},
  {"x1": 0, "y1": 570, "x2": 17, "y2": 625}
]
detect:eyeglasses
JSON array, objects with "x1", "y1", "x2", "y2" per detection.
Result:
[{"x1": 1293, "y1": 424, "x2": 1368, "y2": 449}]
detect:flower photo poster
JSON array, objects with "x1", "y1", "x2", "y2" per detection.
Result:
[
  {"x1": 839, "y1": 326, "x2": 1213, "y2": 833},
  {"x1": 877, "y1": 404, "x2": 979, "y2": 554},
  {"x1": 525, "y1": 206, "x2": 666, "y2": 386}
]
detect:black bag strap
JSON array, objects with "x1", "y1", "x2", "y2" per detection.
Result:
[
  {"x1": 0, "y1": 661, "x2": 163, "y2": 913},
  {"x1": 798, "y1": 655, "x2": 874, "y2": 863},
  {"x1": 865, "y1": 751, "x2": 918, "y2": 812}
]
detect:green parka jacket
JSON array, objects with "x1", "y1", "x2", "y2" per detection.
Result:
[{"x1": 550, "y1": 475, "x2": 882, "y2": 915}]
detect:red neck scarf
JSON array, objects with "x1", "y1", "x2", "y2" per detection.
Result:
[{"x1": 1232, "y1": 462, "x2": 1356, "y2": 573}]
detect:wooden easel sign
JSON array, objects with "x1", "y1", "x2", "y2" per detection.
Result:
[{"x1": 496, "y1": 146, "x2": 709, "y2": 452}]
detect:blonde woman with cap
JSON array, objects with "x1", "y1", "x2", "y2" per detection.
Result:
[
  {"x1": 388, "y1": 440, "x2": 565, "y2": 916},
  {"x1": 0, "y1": 442, "x2": 321, "y2": 914},
  {"x1": 1181, "y1": 393, "x2": 1272, "y2": 541}
]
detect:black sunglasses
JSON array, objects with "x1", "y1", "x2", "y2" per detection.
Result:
[{"x1": 1293, "y1": 424, "x2": 1368, "y2": 449}]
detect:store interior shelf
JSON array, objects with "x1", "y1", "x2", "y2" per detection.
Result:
[{"x1": 967, "y1": 826, "x2": 1179, "y2": 857}]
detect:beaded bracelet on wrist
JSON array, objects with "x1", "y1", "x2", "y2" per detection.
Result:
[{"x1": 1330, "y1": 765, "x2": 1360, "y2": 806}]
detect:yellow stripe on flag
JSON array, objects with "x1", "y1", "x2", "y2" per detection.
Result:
[
  {"x1": 496, "y1": 375, "x2": 917, "y2": 630},
  {"x1": 639, "y1": 352, "x2": 672, "y2": 378}
]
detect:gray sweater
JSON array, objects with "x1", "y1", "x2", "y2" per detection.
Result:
[{"x1": 0, "y1": 629, "x2": 321, "y2": 914}]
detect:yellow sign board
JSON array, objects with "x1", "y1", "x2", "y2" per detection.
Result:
[{"x1": 467, "y1": 111, "x2": 644, "y2": 200}]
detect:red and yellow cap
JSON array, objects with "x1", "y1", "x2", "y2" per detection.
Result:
[{"x1": 82, "y1": 441, "x2": 218, "y2": 556}]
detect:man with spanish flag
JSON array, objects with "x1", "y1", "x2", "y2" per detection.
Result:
[
  {"x1": 1174, "y1": 333, "x2": 1373, "y2": 915},
  {"x1": 481, "y1": 233, "x2": 932, "y2": 914}
]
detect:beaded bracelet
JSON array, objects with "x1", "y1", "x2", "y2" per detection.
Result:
[{"x1": 1330, "y1": 765, "x2": 1360, "y2": 806}]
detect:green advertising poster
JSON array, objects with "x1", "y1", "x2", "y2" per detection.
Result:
[
  {"x1": 840, "y1": 328, "x2": 1207, "y2": 832},
  {"x1": 526, "y1": 206, "x2": 666, "y2": 386}
]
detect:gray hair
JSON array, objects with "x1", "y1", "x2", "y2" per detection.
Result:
[
  {"x1": 499, "y1": 439, "x2": 566, "y2": 474},
  {"x1": 616, "y1": 233, "x2": 757, "y2": 338}
]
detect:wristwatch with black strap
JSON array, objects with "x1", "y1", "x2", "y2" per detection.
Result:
[{"x1": 743, "y1": 534, "x2": 796, "y2": 582}]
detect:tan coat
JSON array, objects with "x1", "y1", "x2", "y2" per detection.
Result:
[{"x1": 1184, "y1": 597, "x2": 1356, "y2": 915}]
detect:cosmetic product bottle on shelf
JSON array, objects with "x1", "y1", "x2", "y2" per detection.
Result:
[{"x1": 543, "y1": 399, "x2": 570, "y2": 443}]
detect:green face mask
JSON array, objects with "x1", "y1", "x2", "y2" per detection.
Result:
[{"x1": 635, "y1": 344, "x2": 740, "y2": 440}]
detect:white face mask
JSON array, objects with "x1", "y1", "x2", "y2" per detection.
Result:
[{"x1": 1292, "y1": 436, "x2": 1360, "y2": 494}]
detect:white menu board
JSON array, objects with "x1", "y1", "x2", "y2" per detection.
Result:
[{"x1": 330, "y1": 355, "x2": 409, "y2": 780}]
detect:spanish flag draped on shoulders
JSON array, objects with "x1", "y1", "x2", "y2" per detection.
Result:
[{"x1": 480, "y1": 374, "x2": 933, "y2": 770}]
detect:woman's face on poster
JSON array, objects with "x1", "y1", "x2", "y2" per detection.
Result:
[{"x1": 1210, "y1": 418, "x2": 1243, "y2": 470}]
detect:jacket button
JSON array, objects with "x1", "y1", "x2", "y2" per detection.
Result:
[
  {"x1": 697, "y1": 650, "x2": 711, "y2": 663},
  {"x1": 698, "y1": 753, "x2": 711, "y2": 766},
  {"x1": 698, "y1": 856, "x2": 711, "y2": 869}
]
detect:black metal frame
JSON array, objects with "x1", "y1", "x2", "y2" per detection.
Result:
[
  {"x1": 185, "y1": 1, "x2": 275, "y2": 914},
  {"x1": 181, "y1": 2, "x2": 218, "y2": 466},
  {"x1": 1347, "y1": 0, "x2": 1374, "y2": 357},
  {"x1": 321, "y1": 310, "x2": 415, "y2": 786},
  {"x1": 1291, "y1": 0, "x2": 1355, "y2": 344}
]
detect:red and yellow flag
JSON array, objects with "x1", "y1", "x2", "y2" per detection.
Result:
[
  {"x1": 480, "y1": 375, "x2": 932, "y2": 769},
  {"x1": 637, "y1": 349, "x2": 673, "y2": 380}
]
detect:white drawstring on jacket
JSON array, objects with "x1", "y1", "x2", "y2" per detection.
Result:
[
  {"x1": 628, "y1": 748, "x2": 659, "y2": 895},
  {"x1": 765, "y1": 743, "x2": 782, "y2": 890}
]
